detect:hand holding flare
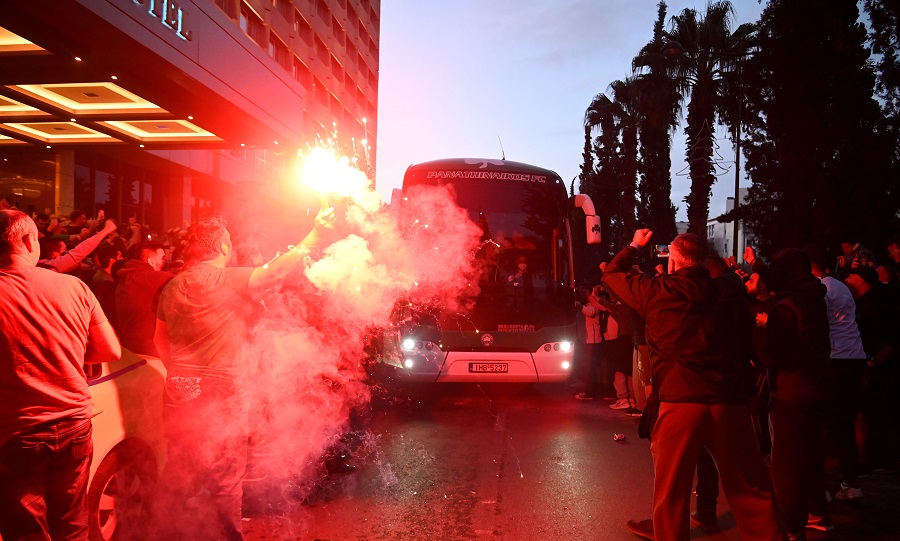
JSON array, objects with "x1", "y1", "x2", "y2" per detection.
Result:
[{"x1": 298, "y1": 146, "x2": 374, "y2": 211}]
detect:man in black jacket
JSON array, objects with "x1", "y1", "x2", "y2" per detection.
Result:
[
  {"x1": 764, "y1": 248, "x2": 832, "y2": 538},
  {"x1": 602, "y1": 230, "x2": 784, "y2": 541}
]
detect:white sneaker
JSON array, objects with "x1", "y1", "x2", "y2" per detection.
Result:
[
  {"x1": 834, "y1": 482, "x2": 863, "y2": 500},
  {"x1": 609, "y1": 398, "x2": 632, "y2": 410}
]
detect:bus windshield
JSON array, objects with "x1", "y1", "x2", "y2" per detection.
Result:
[{"x1": 402, "y1": 161, "x2": 573, "y2": 339}]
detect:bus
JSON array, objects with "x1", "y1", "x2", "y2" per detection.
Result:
[{"x1": 383, "y1": 158, "x2": 600, "y2": 383}]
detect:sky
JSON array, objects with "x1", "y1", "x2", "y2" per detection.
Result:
[{"x1": 373, "y1": 0, "x2": 766, "y2": 222}]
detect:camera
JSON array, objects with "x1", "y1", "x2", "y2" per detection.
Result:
[{"x1": 652, "y1": 244, "x2": 670, "y2": 258}]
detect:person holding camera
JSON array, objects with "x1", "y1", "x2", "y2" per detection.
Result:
[{"x1": 601, "y1": 229, "x2": 783, "y2": 541}]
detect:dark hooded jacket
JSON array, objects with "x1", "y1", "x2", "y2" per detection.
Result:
[
  {"x1": 115, "y1": 260, "x2": 173, "y2": 356},
  {"x1": 601, "y1": 246, "x2": 754, "y2": 404},
  {"x1": 763, "y1": 274, "x2": 830, "y2": 401}
]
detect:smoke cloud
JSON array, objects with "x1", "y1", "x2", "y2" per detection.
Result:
[{"x1": 223, "y1": 159, "x2": 483, "y2": 506}]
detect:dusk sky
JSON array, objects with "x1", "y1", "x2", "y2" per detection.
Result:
[{"x1": 374, "y1": 0, "x2": 765, "y2": 222}]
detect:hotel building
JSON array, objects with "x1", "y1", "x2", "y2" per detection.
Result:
[{"x1": 0, "y1": 0, "x2": 380, "y2": 233}]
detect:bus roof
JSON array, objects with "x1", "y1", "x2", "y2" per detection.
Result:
[{"x1": 403, "y1": 158, "x2": 564, "y2": 183}]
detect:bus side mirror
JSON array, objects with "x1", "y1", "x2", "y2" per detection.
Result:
[
  {"x1": 571, "y1": 194, "x2": 602, "y2": 245},
  {"x1": 585, "y1": 216, "x2": 601, "y2": 245}
]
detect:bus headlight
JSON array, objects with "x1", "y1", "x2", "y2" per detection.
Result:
[
  {"x1": 402, "y1": 338, "x2": 416, "y2": 351},
  {"x1": 560, "y1": 341, "x2": 572, "y2": 352},
  {"x1": 403, "y1": 358, "x2": 415, "y2": 368}
]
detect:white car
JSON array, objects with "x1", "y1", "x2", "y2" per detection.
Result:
[{"x1": 84, "y1": 349, "x2": 167, "y2": 541}]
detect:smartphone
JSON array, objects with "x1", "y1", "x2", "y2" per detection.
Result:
[{"x1": 652, "y1": 244, "x2": 670, "y2": 258}]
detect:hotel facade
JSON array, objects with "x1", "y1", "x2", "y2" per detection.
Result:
[{"x1": 0, "y1": 0, "x2": 380, "y2": 232}]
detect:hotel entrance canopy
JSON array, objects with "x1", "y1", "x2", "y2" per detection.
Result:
[{"x1": 0, "y1": 0, "x2": 305, "y2": 150}]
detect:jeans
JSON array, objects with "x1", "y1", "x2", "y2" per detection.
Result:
[
  {"x1": 0, "y1": 419, "x2": 93, "y2": 541},
  {"x1": 770, "y1": 398, "x2": 828, "y2": 534},
  {"x1": 651, "y1": 402, "x2": 784, "y2": 541},
  {"x1": 154, "y1": 377, "x2": 249, "y2": 541}
]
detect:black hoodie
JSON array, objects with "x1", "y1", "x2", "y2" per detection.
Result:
[{"x1": 764, "y1": 274, "x2": 830, "y2": 401}]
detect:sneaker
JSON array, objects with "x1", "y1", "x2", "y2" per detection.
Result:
[
  {"x1": 625, "y1": 407, "x2": 643, "y2": 418},
  {"x1": 834, "y1": 482, "x2": 864, "y2": 500},
  {"x1": 610, "y1": 398, "x2": 632, "y2": 410},
  {"x1": 575, "y1": 392, "x2": 595, "y2": 401},
  {"x1": 806, "y1": 513, "x2": 834, "y2": 532},
  {"x1": 690, "y1": 511, "x2": 720, "y2": 533},
  {"x1": 626, "y1": 518, "x2": 654, "y2": 540}
]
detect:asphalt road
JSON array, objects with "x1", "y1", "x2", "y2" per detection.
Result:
[{"x1": 240, "y1": 382, "x2": 900, "y2": 541}]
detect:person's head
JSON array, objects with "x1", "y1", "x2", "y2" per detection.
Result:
[
  {"x1": 887, "y1": 241, "x2": 900, "y2": 263},
  {"x1": 34, "y1": 213, "x2": 50, "y2": 231},
  {"x1": 745, "y1": 272, "x2": 769, "y2": 298},
  {"x1": 768, "y1": 248, "x2": 812, "y2": 292},
  {"x1": 184, "y1": 217, "x2": 232, "y2": 264},
  {"x1": 96, "y1": 245, "x2": 122, "y2": 270},
  {"x1": 669, "y1": 233, "x2": 708, "y2": 272},
  {"x1": 839, "y1": 240, "x2": 856, "y2": 256},
  {"x1": 39, "y1": 236, "x2": 67, "y2": 260},
  {"x1": 876, "y1": 265, "x2": 895, "y2": 284},
  {"x1": 68, "y1": 210, "x2": 87, "y2": 227},
  {"x1": 802, "y1": 243, "x2": 829, "y2": 277},
  {"x1": 138, "y1": 241, "x2": 166, "y2": 271},
  {"x1": 0, "y1": 209, "x2": 39, "y2": 265},
  {"x1": 704, "y1": 254, "x2": 730, "y2": 278},
  {"x1": 516, "y1": 255, "x2": 528, "y2": 271},
  {"x1": 845, "y1": 265, "x2": 879, "y2": 298}
]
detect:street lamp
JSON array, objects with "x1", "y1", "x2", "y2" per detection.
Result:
[{"x1": 662, "y1": 40, "x2": 749, "y2": 260}]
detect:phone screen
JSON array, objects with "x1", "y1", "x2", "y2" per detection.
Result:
[{"x1": 652, "y1": 244, "x2": 670, "y2": 258}]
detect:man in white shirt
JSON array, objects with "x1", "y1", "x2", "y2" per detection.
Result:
[{"x1": 805, "y1": 244, "x2": 867, "y2": 501}]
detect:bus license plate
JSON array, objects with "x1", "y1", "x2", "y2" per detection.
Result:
[{"x1": 469, "y1": 363, "x2": 508, "y2": 373}]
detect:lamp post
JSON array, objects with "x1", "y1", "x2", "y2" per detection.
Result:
[{"x1": 662, "y1": 40, "x2": 749, "y2": 260}]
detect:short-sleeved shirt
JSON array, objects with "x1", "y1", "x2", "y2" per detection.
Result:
[
  {"x1": 157, "y1": 263, "x2": 258, "y2": 382},
  {"x1": 0, "y1": 264, "x2": 107, "y2": 446},
  {"x1": 820, "y1": 276, "x2": 866, "y2": 359}
]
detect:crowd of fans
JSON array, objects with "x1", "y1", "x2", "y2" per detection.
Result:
[
  {"x1": 573, "y1": 230, "x2": 899, "y2": 541},
  {"x1": 15, "y1": 205, "x2": 187, "y2": 357}
]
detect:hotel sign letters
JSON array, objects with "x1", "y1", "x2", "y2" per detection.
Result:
[{"x1": 131, "y1": 0, "x2": 193, "y2": 41}]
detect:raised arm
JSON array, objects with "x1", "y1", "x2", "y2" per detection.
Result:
[
  {"x1": 248, "y1": 206, "x2": 334, "y2": 295},
  {"x1": 44, "y1": 220, "x2": 117, "y2": 273}
]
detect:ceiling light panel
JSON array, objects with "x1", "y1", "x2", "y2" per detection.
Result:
[
  {"x1": 2, "y1": 121, "x2": 119, "y2": 143},
  {"x1": 10, "y1": 82, "x2": 168, "y2": 115}
]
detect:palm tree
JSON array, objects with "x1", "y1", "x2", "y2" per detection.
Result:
[
  {"x1": 583, "y1": 92, "x2": 620, "y2": 250},
  {"x1": 663, "y1": 0, "x2": 754, "y2": 237},
  {"x1": 607, "y1": 77, "x2": 641, "y2": 237},
  {"x1": 633, "y1": 1, "x2": 681, "y2": 243},
  {"x1": 583, "y1": 78, "x2": 641, "y2": 248}
]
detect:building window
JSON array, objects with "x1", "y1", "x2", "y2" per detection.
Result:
[
  {"x1": 293, "y1": 56, "x2": 312, "y2": 89},
  {"x1": 275, "y1": 0, "x2": 293, "y2": 21},
  {"x1": 270, "y1": 33, "x2": 291, "y2": 71},
  {"x1": 330, "y1": 55, "x2": 344, "y2": 84},
  {"x1": 239, "y1": 2, "x2": 266, "y2": 46},
  {"x1": 347, "y1": 5, "x2": 359, "y2": 36},
  {"x1": 332, "y1": 15, "x2": 345, "y2": 48},
  {"x1": 330, "y1": 95, "x2": 341, "y2": 122},
  {"x1": 315, "y1": 35, "x2": 329, "y2": 66},
  {"x1": 295, "y1": 11, "x2": 313, "y2": 45},
  {"x1": 315, "y1": 0, "x2": 329, "y2": 21},
  {"x1": 213, "y1": 0, "x2": 238, "y2": 19},
  {"x1": 314, "y1": 76, "x2": 328, "y2": 105}
]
